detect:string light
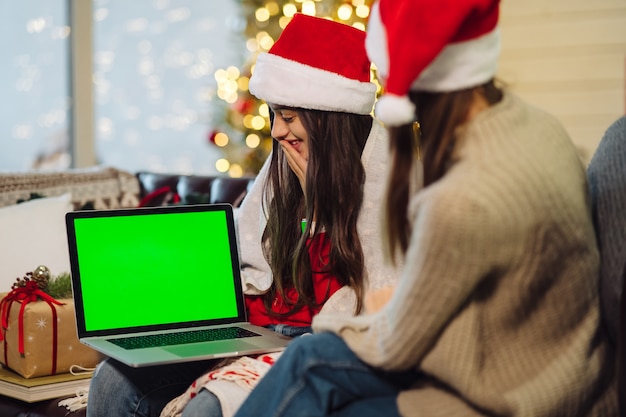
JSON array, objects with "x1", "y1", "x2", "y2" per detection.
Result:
[
  {"x1": 214, "y1": 132, "x2": 229, "y2": 147},
  {"x1": 283, "y1": 4, "x2": 298, "y2": 17},
  {"x1": 211, "y1": 0, "x2": 372, "y2": 177},
  {"x1": 215, "y1": 158, "x2": 230, "y2": 172},
  {"x1": 243, "y1": 114, "x2": 255, "y2": 129},
  {"x1": 229, "y1": 164, "x2": 244, "y2": 178},
  {"x1": 251, "y1": 115, "x2": 266, "y2": 130},
  {"x1": 258, "y1": 103, "x2": 270, "y2": 118},
  {"x1": 337, "y1": 4, "x2": 352, "y2": 20},
  {"x1": 255, "y1": 7, "x2": 271, "y2": 22},
  {"x1": 226, "y1": 66, "x2": 240, "y2": 79},
  {"x1": 246, "y1": 133, "x2": 261, "y2": 148},
  {"x1": 355, "y1": 4, "x2": 369, "y2": 18},
  {"x1": 257, "y1": 32, "x2": 275, "y2": 51},
  {"x1": 301, "y1": 1, "x2": 316, "y2": 15},
  {"x1": 266, "y1": 1, "x2": 280, "y2": 15}
]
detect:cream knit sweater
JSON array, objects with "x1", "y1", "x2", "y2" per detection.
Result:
[{"x1": 313, "y1": 93, "x2": 617, "y2": 416}]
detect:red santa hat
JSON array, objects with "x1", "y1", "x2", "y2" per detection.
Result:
[
  {"x1": 366, "y1": 0, "x2": 501, "y2": 126},
  {"x1": 248, "y1": 13, "x2": 377, "y2": 115}
]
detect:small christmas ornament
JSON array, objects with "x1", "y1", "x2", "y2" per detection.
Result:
[{"x1": 32, "y1": 265, "x2": 51, "y2": 289}]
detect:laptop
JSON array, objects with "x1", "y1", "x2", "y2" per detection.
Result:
[{"x1": 65, "y1": 203, "x2": 290, "y2": 368}]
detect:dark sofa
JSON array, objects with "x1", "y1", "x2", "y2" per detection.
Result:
[{"x1": 0, "y1": 171, "x2": 255, "y2": 417}]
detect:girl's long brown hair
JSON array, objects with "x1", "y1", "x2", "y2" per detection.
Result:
[
  {"x1": 385, "y1": 80, "x2": 503, "y2": 259},
  {"x1": 262, "y1": 109, "x2": 372, "y2": 316}
]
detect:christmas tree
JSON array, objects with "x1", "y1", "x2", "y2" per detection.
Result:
[{"x1": 208, "y1": 0, "x2": 375, "y2": 177}]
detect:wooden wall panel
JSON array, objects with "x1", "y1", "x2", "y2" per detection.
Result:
[{"x1": 498, "y1": 0, "x2": 626, "y2": 163}]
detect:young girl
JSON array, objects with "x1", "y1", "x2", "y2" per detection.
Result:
[
  {"x1": 231, "y1": 1, "x2": 618, "y2": 416},
  {"x1": 86, "y1": 14, "x2": 398, "y2": 417}
]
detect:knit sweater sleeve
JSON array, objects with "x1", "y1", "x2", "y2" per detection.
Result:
[
  {"x1": 236, "y1": 155, "x2": 273, "y2": 295},
  {"x1": 313, "y1": 182, "x2": 503, "y2": 370}
]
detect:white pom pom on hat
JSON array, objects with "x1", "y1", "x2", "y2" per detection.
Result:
[
  {"x1": 366, "y1": 0, "x2": 502, "y2": 127},
  {"x1": 373, "y1": 94, "x2": 416, "y2": 128}
]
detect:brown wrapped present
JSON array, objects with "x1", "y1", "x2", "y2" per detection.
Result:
[{"x1": 0, "y1": 283, "x2": 102, "y2": 378}]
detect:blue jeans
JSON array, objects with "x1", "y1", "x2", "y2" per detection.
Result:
[
  {"x1": 233, "y1": 332, "x2": 419, "y2": 417},
  {"x1": 87, "y1": 358, "x2": 215, "y2": 417},
  {"x1": 181, "y1": 389, "x2": 223, "y2": 417}
]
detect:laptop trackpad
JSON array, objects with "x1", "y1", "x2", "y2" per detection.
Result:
[{"x1": 163, "y1": 340, "x2": 257, "y2": 357}]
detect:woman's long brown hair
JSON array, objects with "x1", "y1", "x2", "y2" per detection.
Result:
[
  {"x1": 385, "y1": 80, "x2": 503, "y2": 259},
  {"x1": 262, "y1": 109, "x2": 372, "y2": 317}
]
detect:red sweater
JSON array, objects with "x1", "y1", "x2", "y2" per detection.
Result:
[{"x1": 245, "y1": 232, "x2": 343, "y2": 327}]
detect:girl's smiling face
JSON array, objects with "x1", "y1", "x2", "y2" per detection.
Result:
[{"x1": 269, "y1": 105, "x2": 309, "y2": 161}]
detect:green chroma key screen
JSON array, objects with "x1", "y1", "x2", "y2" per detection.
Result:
[{"x1": 73, "y1": 210, "x2": 239, "y2": 332}]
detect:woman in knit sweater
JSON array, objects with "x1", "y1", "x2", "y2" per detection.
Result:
[
  {"x1": 232, "y1": 1, "x2": 618, "y2": 416},
  {"x1": 86, "y1": 14, "x2": 398, "y2": 417}
]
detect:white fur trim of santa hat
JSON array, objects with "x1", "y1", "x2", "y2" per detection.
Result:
[
  {"x1": 248, "y1": 13, "x2": 376, "y2": 115},
  {"x1": 413, "y1": 29, "x2": 500, "y2": 92},
  {"x1": 249, "y1": 52, "x2": 377, "y2": 115}
]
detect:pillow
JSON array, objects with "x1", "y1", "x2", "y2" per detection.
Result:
[{"x1": 0, "y1": 193, "x2": 73, "y2": 292}]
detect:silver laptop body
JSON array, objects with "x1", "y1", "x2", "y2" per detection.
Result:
[{"x1": 65, "y1": 203, "x2": 289, "y2": 368}]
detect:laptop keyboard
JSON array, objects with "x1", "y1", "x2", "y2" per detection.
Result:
[{"x1": 108, "y1": 327, "x2": 261, "y2": 350}]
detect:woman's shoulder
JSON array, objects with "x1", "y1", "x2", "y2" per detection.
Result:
[{"x1": 361, "y1": 120, "x2": 390, "y2": 169}]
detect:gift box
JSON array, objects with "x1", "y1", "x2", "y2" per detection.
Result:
[{"x1": 0, "y1": 283, "x2": 102, "y2": 378}]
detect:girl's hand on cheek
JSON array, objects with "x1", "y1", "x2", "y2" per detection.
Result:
[{"x1": 280, "y1": 141, "x2": 307, "y2": 192}]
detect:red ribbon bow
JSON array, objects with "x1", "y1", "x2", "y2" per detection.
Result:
[{"x1": 0, "y1": 281, "x2": 65, "y2": 374}]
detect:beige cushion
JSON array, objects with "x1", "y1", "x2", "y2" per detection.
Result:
[{"x1": 0, "y1": 193, "x2": 72, "y2": 291}]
